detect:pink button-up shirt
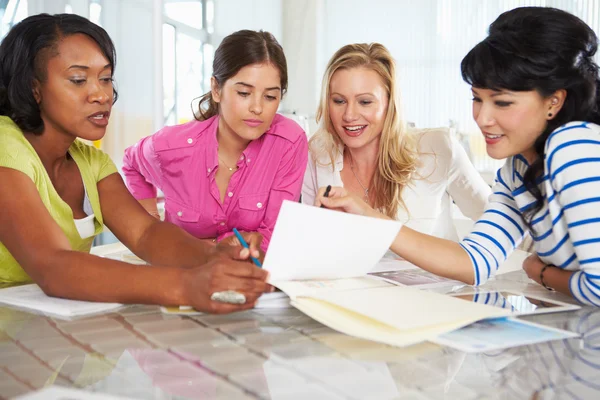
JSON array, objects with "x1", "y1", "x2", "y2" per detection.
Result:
[{"x1": 122, "y1": 114, "x2": 308, "y2": 251}]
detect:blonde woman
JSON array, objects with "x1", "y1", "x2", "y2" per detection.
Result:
[
  {"x1": 303, "y1": 43, "x2": 491, "y2": 242},
  {"x1": 316, "y1": 8, "x2": 600, "y2": 305}
]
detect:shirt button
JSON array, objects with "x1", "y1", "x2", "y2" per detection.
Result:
[
  {"x1": 207, "y1": 168, "x2": 211, "y2": 173},
  {"x1": 177, "y1": 211, "x2": 183, "y2": 217},
  {"x1": 247, "y1": 159, "x2": 251, "y2": 163},
  {"x1": 240, "y1": 155, "x2": 245, "y2": 160},
  {"x1": 219, "y1": 222, "x2": 225, "y2": 226},
  {"x1": 228, "y1": 192, "x2": 233, "y2": 197},
  {"x1": 187, "y1": 138, "x2": 193, "y2": 144},
  {"x1": 257, "y1": 202, "x2": 263, "y2": 209}
]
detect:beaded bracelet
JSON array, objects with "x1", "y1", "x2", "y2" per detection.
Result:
[{"x1": 540, "y1": 264, "x2": 555, "y2": 291}]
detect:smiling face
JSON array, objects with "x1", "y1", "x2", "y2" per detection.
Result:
[
  {"x1": 34, "y1": 33, "x2": 114, "y2": 141},
  {"x1": 471, "y1": 87, "x2": 562, "y2": 162},
  {"x1": 328, "y1": 67, "x2": 389, "y2": 151},
  {"x1": 212, "y1": 62, "x2": 282, "y2": 142}
]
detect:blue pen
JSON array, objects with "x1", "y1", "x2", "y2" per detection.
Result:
[{"x1": 232, "y1": 228, "x2": 262, "y2": 267}]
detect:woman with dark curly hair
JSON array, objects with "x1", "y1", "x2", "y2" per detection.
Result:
[
  {"x1": 317, "y1": 7, "x2": 600, "y2": 306},
  {"x1": 0, "y1": 14, "x2": 270, "y2": 313}
]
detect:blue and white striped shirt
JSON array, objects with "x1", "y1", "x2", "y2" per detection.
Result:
[{"x1": 461, "y1": 121, "x2": 600, "y2": 306}]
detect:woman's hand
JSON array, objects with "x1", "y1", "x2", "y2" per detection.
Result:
[
  {"x1": 214, "y1": 231, "x2": 264, "y2": 263},
  {"x1": 181, "y1": 258, "x2": 270, "y2": 314},
  {"x1": 314, "y1": 186, "x2": 377, "y2": 217},
  {"x1": 522, "y1": 254, "x2": 545, "y2": 284}
]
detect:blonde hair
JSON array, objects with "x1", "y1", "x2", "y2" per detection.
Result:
[{"x1": 310, "y1": 43, "x2": 417, "y2": 218}]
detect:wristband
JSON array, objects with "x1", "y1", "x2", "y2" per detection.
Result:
[{"x1": 540, "y1": 264, "x2": 555, "y2": 291}]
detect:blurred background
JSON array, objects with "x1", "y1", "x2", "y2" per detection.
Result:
[{"x1": 1, "y1": 0, "x2": 599, "y2": 183}]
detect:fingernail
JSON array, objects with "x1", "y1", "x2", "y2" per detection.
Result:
[
  {"x1": 252, "y1": 250, "x2": 260, "y2": 257},
  {"x1": 270, "y1": 286, "x2": 276, "y2": 293},
  {"x1": 240, "y1": 248, "x2": 249, "y2": 258}
]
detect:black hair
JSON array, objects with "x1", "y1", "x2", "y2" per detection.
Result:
[
  {"x1": 461, "y1": 7, "x2": 600, "y2": 229},
  {"x1": 0, "y1": 13, "x2": 118, "y2": 134},
  {"x1": 196, "y1": 29, "x2": 287, "y2": 121}
]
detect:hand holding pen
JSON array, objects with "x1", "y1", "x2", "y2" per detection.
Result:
[
  {"x1": 315, "y1": 185, "x2": 373, "y2": 216},
  {"x1": 213, "y1": 230, "x2": 263, "y2": 263},
  {"x1": 320, "y1": 185, "x2": 332, "y2": 208},
  {"x1": 205, "y1": 229, "x2": 267, "y2": 307},
  {"x1": 232, "y1": 228, "x2": 262, "y2": 267}
]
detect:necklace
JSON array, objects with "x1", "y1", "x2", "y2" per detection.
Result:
[
  {"x1": 349, "y1": 154, "x2": 370, "y2": 201},
  {"x1": 218, "y1": 155, "x2": 238, "y2": 172}
]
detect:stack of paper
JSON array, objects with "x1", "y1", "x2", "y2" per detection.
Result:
[
  {"x1": 277, "y1": 278, "x2": 509, "y2": 347},
  {"x1": 0, "y1": 284, "x2": 123, "y2": 319},
  {"x1": 263, "y1": 201, "x2": 510, "y2": 347},
  {"x1": 255, "y1": 292, "x2": 290, "y2": 308}
]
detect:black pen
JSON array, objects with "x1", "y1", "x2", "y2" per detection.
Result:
[{"x1": 320, "y1": 185, "x2": 332, "y2": 208}]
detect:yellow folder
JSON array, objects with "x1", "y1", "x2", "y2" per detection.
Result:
[{"x1": 275, "y1": 278, "x2": 510, "y2": 347}]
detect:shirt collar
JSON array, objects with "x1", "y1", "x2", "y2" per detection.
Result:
[
  {"x1": 313, "y1": 143, "x2": 344, "y2": 174},
  {"x1": 205, "y1": 115, "x2": 263, "y2": 175},
  {"x1": 263, "y1": 114, "x2": 296, "y2": 141}
]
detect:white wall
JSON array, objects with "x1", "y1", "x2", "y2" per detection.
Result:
[
  {"x1": 16, "y1": 0, "x2": 600, "y2": 172},
  {"x1": 281, "y1": 0, "x2": 324, "y2": 124},
  {"x1": 101, "y1": 0, "x2": 158, "y2": 168},
  {"x1": 283, "y1": 0, "x2": 600, "y2": 170},
  {"x1": 213, "y1": 0, "x2": 282, "y2": 44}
]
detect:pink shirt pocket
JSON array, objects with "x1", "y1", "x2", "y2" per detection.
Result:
[
  {"x1": 234, "y1": 192, "x2": 270, "y2": 231},
  {"x1": 164, "y1": 199, "x2": 205, "y2": 238}
]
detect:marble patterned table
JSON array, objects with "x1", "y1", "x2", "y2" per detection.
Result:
[{"x1": 1, "y1": 268, "x2": 598, "y2": 399}]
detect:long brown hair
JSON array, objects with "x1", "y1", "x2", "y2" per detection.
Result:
[
  {"x1": 196, "y1": 30, "x2": 287, "y2": 121},
  {"x1": 310, "y1": 43, "x2": 417, "y2": 218}
]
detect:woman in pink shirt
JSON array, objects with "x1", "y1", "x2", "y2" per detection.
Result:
[{"x1": 123, "y1": 30, "x2": 308, "y2": 252}]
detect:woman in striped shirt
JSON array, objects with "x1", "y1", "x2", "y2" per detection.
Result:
[{"x1": 316, "y1": 7, "x2": 600, "y2": 306}]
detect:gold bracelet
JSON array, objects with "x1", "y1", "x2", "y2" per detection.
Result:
[{"x1": 540, "y1": 264, "x2": 555, "y2": 291}]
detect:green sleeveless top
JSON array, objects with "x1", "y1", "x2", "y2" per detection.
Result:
[{"x1": 0, "y1": 117, "x2": 118, "y2": 284}]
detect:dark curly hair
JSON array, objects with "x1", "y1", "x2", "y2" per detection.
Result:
[
  {"x1": 461, "y1": 7, "x2": 600, "y2": 230},
  {"x1": 0, "y1": 13, "x2": 118, "y2": 135}
]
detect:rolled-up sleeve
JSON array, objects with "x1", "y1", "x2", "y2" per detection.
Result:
[{"x1": 122, "y1": 136, "x2": 162, "y2": 200}]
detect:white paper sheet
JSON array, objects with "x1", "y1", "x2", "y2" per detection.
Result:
[
  {"x1": 15, "y1": 386, "x2": 134, "y2": 400},
  {"x1": 369, "y1": 258, "x2": 417, "y2": 273},
  {"x1": 369, "y1": 269, "x2": 466, "y2": 289},
  {"x1": 0, "y1": 284, "x2": 123, "y2": 319},
  {"x1": 264, "y1": 201, "x2": 402, "y2": 282},
  {"x1": 275, "y1": 276, "x2": 389, "y2": 299},
  {"x1": 91, "y1": 243, "x2": 146, "y2": 265},
  {"x1": 432, "y1": 317, "x2": 579, "y2": 352}
]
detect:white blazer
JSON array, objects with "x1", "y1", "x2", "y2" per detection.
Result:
[{"x1": 302, "y1": 128, "x2": 492, "y2": 241}]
